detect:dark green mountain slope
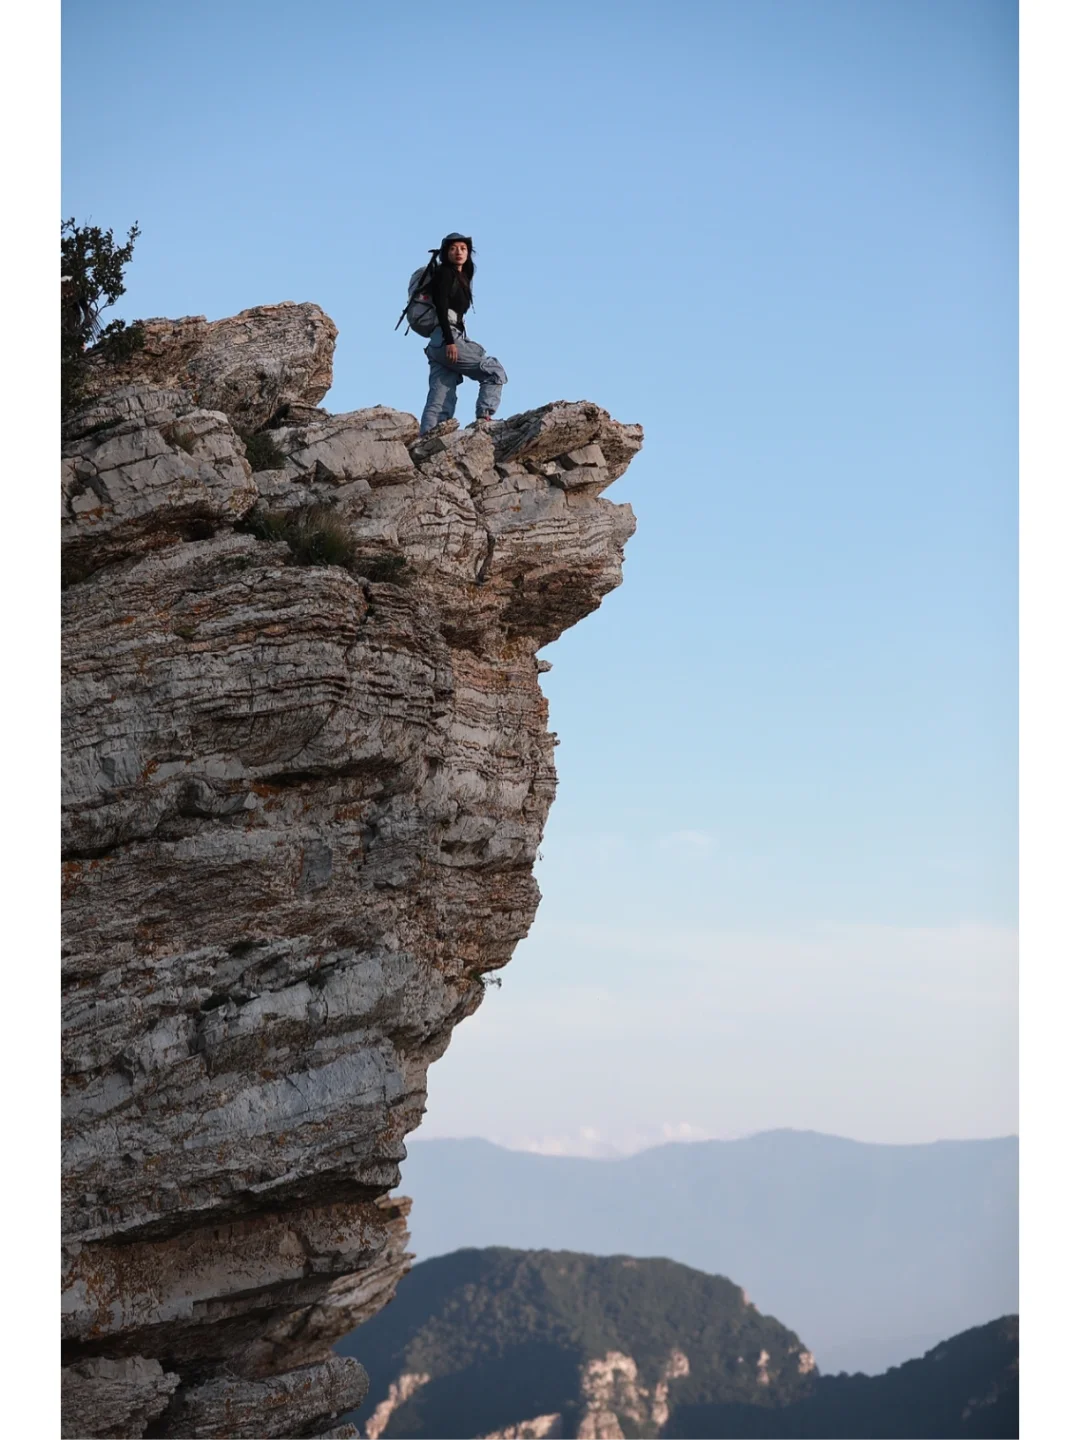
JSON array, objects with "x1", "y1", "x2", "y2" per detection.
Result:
[
  {"x1": 336, "y1": 1248, "x2": 816, "y2": 1439},
  {"x1": 336, "y1": 1249, "x2": 1017, "y2": 1439},
  {"x1": 666, "y1": 1315, "x2": 1019, "y2": 1438}
]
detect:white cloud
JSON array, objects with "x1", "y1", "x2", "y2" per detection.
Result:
[
  {"x1": 459, "y1": 1120, "x2": 732, "y2": 1159},
  {"x1": 514, "y1": 1129, "x2": 625, "y2": 1159},
  {"x1": 660, "y1": 1120, "x2": 712, "y2": 1143}
]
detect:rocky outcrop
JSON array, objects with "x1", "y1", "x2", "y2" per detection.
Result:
[
  {"x1": 576, "y1": 1351, "x2": 691, "y2": 1440},
  {"x1": 364, "y1": 1371, "x2": 431, "y2": 1439},
  {"x1": 60, "y1": 1357, "x2": 181, "y2": 1439},
  {"x1": 483, "y1": 1416, "x2": 564, "y2": 1439},
  {"x1": 61, "y1": 303, "x2": 641, "y2": 1437},
  {"x1": 150, "y1": 1357, "x2": 369, "y2": 1439},
  {"x1": 82, "y1": 302, "x2": 339, "y2": 433}
]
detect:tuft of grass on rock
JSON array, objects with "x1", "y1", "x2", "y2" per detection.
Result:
[
  {"x1": 240, "y1": 506, "x2": 357, "y2": 569},
  {"x1": 242, "y1": 430, "x2": 286, "y2": 471},
  {"x1": 287, "y1": 507, "x2": 356, "y2": 568},
  {"x1": 354, "y1": 552, "x2": 409, "y2": 584},
  {"x1": 242, "y1": 509, "x2": 293, "y2": 544}
]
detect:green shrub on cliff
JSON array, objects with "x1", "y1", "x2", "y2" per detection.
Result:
[
  {"x1": 242, "y1": 430, "x2": 287, "y2": 471},
  {"x1": 61, "y1": 218, "x2": 145, "y2": 415}
]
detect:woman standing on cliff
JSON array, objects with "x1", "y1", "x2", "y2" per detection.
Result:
[{"x1": 419, "y1": 233, "x2": 507, "y2": 434}]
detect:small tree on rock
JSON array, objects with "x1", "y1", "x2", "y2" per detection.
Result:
[{"x1": 61, "y1": 217, "x2": 145, "y2": 415}]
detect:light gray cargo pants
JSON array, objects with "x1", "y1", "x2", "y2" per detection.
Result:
[{"x1": 420, "y1": 326, "x2": 507, "y2": 434}]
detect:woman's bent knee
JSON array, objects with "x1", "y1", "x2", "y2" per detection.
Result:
[{"x1": 480, "y1": 355, "x2": 507, "y2": 385}]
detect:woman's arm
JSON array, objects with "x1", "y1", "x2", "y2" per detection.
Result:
[{"x1": 431, "y1": 266, "x2": 457, "y2": 348}]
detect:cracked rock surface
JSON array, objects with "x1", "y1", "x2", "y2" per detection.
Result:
[{"x1": 61, "y1": 303, "x2": 642, "y2": 1437}]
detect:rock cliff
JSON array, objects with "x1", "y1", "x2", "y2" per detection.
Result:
[{"x1": 61, "y1": 303, "x2": 641, "y2": 1438}]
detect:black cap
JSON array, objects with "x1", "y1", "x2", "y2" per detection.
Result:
[{"x1": 441, "y1": 232, "x2": 472, "y2": 247}]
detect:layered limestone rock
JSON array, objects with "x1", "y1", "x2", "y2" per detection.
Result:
[
  {"x1": 82, "y1": 302, "x2": 339, "y2": 433},
  {"x1": 61, "y1": 303, "x2": 641, "y2": 1438}
]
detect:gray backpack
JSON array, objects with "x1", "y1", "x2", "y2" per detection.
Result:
[{"x1": 395, "y1": 255, "x2": 439, "y2": 337}]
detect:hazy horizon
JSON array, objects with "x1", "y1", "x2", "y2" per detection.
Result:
[{"x1": 408, "y1": 1124, "x2": 1020, "y2": 1161}]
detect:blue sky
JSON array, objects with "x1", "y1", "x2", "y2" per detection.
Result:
[{"x1": 62, "y1": 0, "x2": 1018, "y2": 1150}]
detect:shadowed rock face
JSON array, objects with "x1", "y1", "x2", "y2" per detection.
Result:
[{"x1": 61, "y1": 303, "x2": 642, "y2": 1438}]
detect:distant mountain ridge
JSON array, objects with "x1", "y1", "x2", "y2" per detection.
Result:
[
  {"x1": 396, "y1": 1129, "x2": 1018, "y2": 1375},
  {"x1": 335, "y1": 1248, "x2": 1018, "y2": 1438}
]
